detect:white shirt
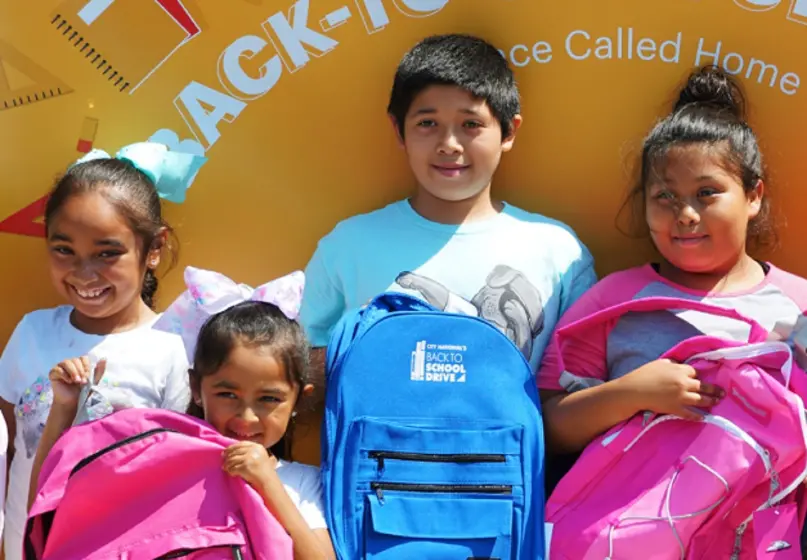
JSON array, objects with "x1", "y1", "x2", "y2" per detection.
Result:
[
  {"x1": 276, "y1": 460, "x2": 327, "y2": 530},
  {"x1": 0, "y1": 412, "x2": 6, "y2": 541},
  {"x1": 0, "y1": 306, "x2": 190, "y2": 560}
]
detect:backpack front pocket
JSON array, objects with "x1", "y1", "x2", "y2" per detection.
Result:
[
  {"x1": 347, "y1": 417, "x2": 526, "y2": 558},
  {"x1": 364, "y1": 491, "x2": 513, "y2": 559}
]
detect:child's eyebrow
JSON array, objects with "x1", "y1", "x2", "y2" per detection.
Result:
[
  {"x1": 95, "y1": 238, "x2": 124, "y2": 247},
  {"x1": 212, "y1": 380, "x2": 238, "y2": 389},
  {"x1": 412, "y1": 107, "x2": 483, "y2": 116},
  {"x1": 48, "y1": 233, "x2": 71, "y2": 242}
]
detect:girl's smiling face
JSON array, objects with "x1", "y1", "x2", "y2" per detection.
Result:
[
  {"x1": 195, "y1": 342, "x2": 312, "y2": 449},
  {"x1": 645, "y1": 144, "x2": 763, "y2": 276},
  {"x1": 46, "y1": 190, "x2": 158, "y2": 333}
]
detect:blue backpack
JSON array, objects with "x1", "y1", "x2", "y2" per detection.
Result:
[{"x1": 322, "y1": 292, "x2": 546, "y2": 559}]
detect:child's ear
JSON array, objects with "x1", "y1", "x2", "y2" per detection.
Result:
[
  {"x1": 147, "y1": 228, "x2": 169, "y2": 270},
  {"x1": 501, "y1": 114, "x2": 523, "y2": 153},
  {"x1": 300, "y1": 383, "x2": 315, "y2": 398},
  {"x1": 389, "y1": 115, "x2": 405, "y2": 147},
  {"x1": 748, "y1": 179, "x2": 765, "y2": 219}
]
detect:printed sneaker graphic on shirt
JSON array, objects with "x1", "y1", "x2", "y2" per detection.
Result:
[{"x1": 396, "y1": 265, "x2": 544, "y2": 359}]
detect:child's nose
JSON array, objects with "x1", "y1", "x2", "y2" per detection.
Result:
[
  {"x1": 72, "y1": 261, "x2": 100, "y2": 282},
  {"x1": 675, "y1": 202, "x2": 701, "y2": 226},
  {"x1": 237, "y1": 406, "x2": 259, "y2": 423},
  {"x1": 437, "y1": 129, "x2": 463, "y2": 154}
]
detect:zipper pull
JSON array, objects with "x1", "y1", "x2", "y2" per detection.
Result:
[
  {"x1": 377, "y1": 455, "x2": 385, "y2": 474},
  {"x1": 232, "y1": 546, "x2": 244, "y2": 560},
  {"x1": 376, "y1": 486, "x2": 385, "y2": 505},
  {"x1": 731, "y1": 522, "x2": 747, "y2": 560}
]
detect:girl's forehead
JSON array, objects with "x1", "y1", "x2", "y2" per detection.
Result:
[
  {"x1": 207, "y1": 344, "x2": 295, "y2": 390},
  {"x1": 648, "y1": 144, "x2": 736, "y2": 183},
  {"x1": 47, "y1": 192, "x2": 137, "y2": 243}
]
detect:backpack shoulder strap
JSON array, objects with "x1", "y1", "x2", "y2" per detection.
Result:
[{"x1": 554, "y1": 296, "x2": 769, "y2": 373}]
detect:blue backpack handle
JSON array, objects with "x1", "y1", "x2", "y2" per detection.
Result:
[{"x1": 325, "y1": 292, "x2": 438, "y2": 379}]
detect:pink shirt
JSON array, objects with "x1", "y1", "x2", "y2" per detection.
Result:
[{"x1": 538, "y1": 263, "x2": 807, "y2": 392}]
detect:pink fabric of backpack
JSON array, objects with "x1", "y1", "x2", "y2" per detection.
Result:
[
  {"x1": 545, "y1": 297, "x2": 807, "y2": 560},
  {"x1": 25, "y1": 408, "x2": 293, "y2": 560}
]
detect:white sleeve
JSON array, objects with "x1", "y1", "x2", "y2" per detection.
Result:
[
  {"x1": 160, "y1": 346, "x2": 191, "y2": 413},
  {"x1": 444, "y1": 292, "x2": 479, "y2": 317},
  {"x1": 292, "y1": 465, "x2": 328, "y2": 530},
  {"x1": 0, "y1": 317, "x2": 30, "y2": 406}
]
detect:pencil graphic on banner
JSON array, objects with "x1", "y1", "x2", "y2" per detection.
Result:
[
  {"x1": 76, "y1": 116, "x2": 98, "y2": 153},
  {"x1": 51, "y1": 0, "x2": 202, "y2": 94}
]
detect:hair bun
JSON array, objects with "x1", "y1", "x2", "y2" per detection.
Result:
[{"x1": 674, "y1": 65, "x2": 746, "y2": 118}]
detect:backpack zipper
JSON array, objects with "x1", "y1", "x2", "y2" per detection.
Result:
[
  {"x1": 69, "y1": 428, "x2": 177, "y2": 478},
  {"x1": 368, "y1": 450, "x2": 505, "y2": 472},
  {"x1": 371, "y1": 481, "x2": 512, "y2": 504},
  {"x1": 157, "y1": 545, "x2": 244, "y2": 559}
]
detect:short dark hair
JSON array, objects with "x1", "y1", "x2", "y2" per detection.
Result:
[
  {"x1": 387, "y1": 34, "x2": 520, "y2": 139},
  {"x1": 44, "y1": 158, "x2": 177, "y2": 309},
  {"x1": 187, "y1": 301, "x2": 311, "y2": 459},
  {"x1": 619, "y1": 65, "x2": 775, "y2": 250}
]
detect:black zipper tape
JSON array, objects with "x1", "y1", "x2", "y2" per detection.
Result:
[
  {"x1": 69, "y1": 428, "x2": 177, "y2": 478},
  {"x1": 370, "y1": 482, "x2": 512, "y2": 494}
]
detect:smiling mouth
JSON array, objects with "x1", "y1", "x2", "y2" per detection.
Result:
[
  {"x1": 432, "y1": 164, "x2": 470, "y2": 176},
  {"x1": 70, "y1": 285, "x2": 111, "y2": 301},
  {"x1": 673, "y1": 235, "x2": 709, "y2": 245},
  {"x1": 228, "y1": 429, "x2": 264, "y2": 442}
]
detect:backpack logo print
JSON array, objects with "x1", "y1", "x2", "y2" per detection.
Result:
[{"x1": 410, "y1": 340, "x2": 467, "y2": 383}]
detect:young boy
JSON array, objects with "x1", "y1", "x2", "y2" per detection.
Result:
[{"x1": 300, "y1": 34, "x2": 595, "y2": 390}]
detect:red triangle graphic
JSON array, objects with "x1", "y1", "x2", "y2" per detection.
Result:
[{"x1": 0, "y1": 195, "x2": 48, "y2": 237}]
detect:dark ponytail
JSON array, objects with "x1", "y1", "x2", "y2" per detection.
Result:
[
  {"x1": 142, "y1": 268, "x2": 159, "y2": 310},
  {"x1": 618, "y1": 65, "x2": 776, "y2": 250}
]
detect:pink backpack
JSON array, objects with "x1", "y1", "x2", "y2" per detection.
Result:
[
  {"x1": 545, "y1": 297, "x2": 807, "y2": 560},
  {"x1": 25, "y1": 408, "x2": 293, "y2": 560}
]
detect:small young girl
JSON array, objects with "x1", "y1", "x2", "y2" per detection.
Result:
[
  {"x1": 538, "y1": 65, "x2": 807, "y2": 453},
  {"x1": 0, "y1": 143, "x2": 203, "y2": 560},
  {"x1": 153, "y1": 267, "x2": 334, "y2": 558}
]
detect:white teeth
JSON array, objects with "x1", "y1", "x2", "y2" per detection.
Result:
[
  {"x1": 233, "y1": 431, "x2": 260, "y2": 438},
  {"x1": 75, "y1": 287, "x2": 106, "y2": 299}
]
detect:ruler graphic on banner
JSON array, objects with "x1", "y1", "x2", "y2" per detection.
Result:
[
  {"x1": 51, "y1": 0, "x2": 202, "y2": 94},
  {"x1": 0, "y1": 38, "x2": 73, "y2": 110}
]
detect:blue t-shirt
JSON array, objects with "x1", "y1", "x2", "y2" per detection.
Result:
[{"x1": 299, "y1": 200, "x2": 596, "y2": 371}]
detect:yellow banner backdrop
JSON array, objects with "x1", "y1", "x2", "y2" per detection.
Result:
[{"x1": 2, "y1": 0, "x2": 807, "y2": 461}]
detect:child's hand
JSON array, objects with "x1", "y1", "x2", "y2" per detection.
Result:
[
  {"x1": 48, "y1": 357, "x2": 106, "y2": 409},
  {"x1": 619, "y1": 358, "x2": 724, "y2": 421},
  {"x1": 222, "y1": 441, "x2": 279, "y2": 490}
]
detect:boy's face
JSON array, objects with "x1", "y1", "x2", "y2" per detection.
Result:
[{"x1": 394, "y1": 85, "x2": 520, "y2": 205}]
